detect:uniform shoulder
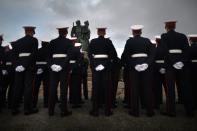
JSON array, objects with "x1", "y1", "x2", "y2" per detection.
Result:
[
  {"x1": 90, "y1": 38, "x2": 97, "y2": 43},
  {"x1": 16, "y1": 36, "x2": 26, "y2": 42},
  {"x1": 66, "y1": 38, "x2": 72, "y2": 43},
  {"x1": 32, "y1": 37, "x2": 38, "y2": 42},
  {"x1": 176, "y1": 32, "x2": 187, "y2": 38},
  {"x1": 105, "y1": 38, "x2": 112, "y2": 43},
  {"x1": 126, "y1": 37, "x2": 133, "y2": 42},
  {"x1": 50, "y1": 37, "x2": 58, "y2": 43},
  {"x1": 161, "y1": 33, "x2": 167, "y2": 38},
  {"x1": 142, "y1": 37, "x2": 150, "y2": 41}
]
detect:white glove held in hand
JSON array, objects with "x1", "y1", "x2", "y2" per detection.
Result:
[
  {"x1": 135, "y1": 64, "x2": 142, "y2": 72},
  {"x1": 37, "y1": 68, "x2": 43, "y2": 75},
  {"x1": 51, "y1": 64, "x2": 62, "y2": 72},
  {"x1": 173, "y1": 62, "x2": 184, "y2": 70},
  {"x1": 135, "y1": 63, "x2": 149, "y2": 72},
  {"x1": 95, "y1": 64, "x2": 105, "y2": 71},
  {"x1": 2, "y1": 70, "x2": 8, "y2": 75},
  {"x1": 141, "y1": 63, "x2": 148, "y2": 71},
  {"x1": 159, "y1": 68, "x2": 166, "y2": 74},
  {"x1": 15, "y1": 65, "x2": 25, "y2": 72}
]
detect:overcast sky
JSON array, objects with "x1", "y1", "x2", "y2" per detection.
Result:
[{"x1": 0, "y1": 0, "x2": 196, "y2": 56}]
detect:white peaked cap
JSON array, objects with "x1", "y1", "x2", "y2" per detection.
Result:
[
  {"x1": 75, "y1": 42, "x2": 82, "y2": 47},
  {"x1": 155, "y1": 35, "x2": 161, "y2": 39},
  {"x1": 131, "y1": 25, "x2": 144, "y2": 30},
  {"x1": 188, "y1": 34, "x2": 197, "y2": 37},
  {"x1": 151, "y1": 40, "x2": 156, "y2": 44},
  {"x1": 70, "y1": 37, "x2": 77, "y2": 40}
]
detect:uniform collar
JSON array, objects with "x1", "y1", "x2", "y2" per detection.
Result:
[
  {"x1": 167, "y1": 30, "x2": 175, "y2": 33},
  {"x1": 98, "y1": 36, "x2": 105, "y2": 38},
  {"x1": 58, "y1": 35, "x2": 66, "y2": 38}
]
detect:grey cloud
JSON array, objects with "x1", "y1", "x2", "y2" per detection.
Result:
[{"x1": 0, "y1": 0, "x2": 197, "y2": 56}]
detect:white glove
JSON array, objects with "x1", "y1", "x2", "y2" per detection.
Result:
[
  {"x1": 140, "y1": 63, "x2": 149, "y2": 71},
  {"x1": 15, "y1": 65, "x2": 25, "y2": 72},
  {"x1": 135, "y1": 63, "x2": 149, "y2": 72},
  {"x1": 51, "y1": 64, "x2": 62, "y2": 72},
  {"x1": 56, "y1": 65, "x2": 62, "y2": 72},
  {"x1": 159, "y1": 68, "x2": 166, "y2": 74},
  {"x1": 173, "y1": 62, "x2": 184, "y2": 70},
  {"x1": 135, "y1": 64, "x2": 142, "y2": 72},
  {"x1": 2, "y1": 70, "x2": 8, "y2": 75},
  {"x1": 36, "y1": 68, "x2": 43, "y2": 75},
  {"x1": 95, "y1": 64, "x2": 105, "y2": 71}
]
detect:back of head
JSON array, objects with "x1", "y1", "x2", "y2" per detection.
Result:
[
  {"x1": 23, "y1": 26, "x2": 36, "y2": 36},
  {"x1": 131, "y1": 25, "x2": 144, "y2": 37},
  {"x1": 97, "y1": 28, "x2": 107, "y2": 37},
  {"x1": 164, "y1": 21, "x2": 177, "y2": 31},
  {"x1": 57, "y1": 27, "x2": 68, "y2": 37}
]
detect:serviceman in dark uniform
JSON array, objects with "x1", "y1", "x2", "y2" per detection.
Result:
[
  {"x1": 121, "y1": 58, "x2": 130, "y2": 108},
  {"x1": 32, "y1": 41, "x2": 50, "y2": 108},
  {"x1": 0, "y1": 34, "x2": 5, "y2": 112},
  {"x1": 160, "y1": 21, "x2": 194, "y2": 117},
  {"x1": 152, "y1": 36, "x2": 167, "y2": 109},
  {"x1": 81, "y1": 53, "x2": 89, "y2": 100},
  {"x1": 88, "y1": 27, "x2": 117, "y2": 116},
  {"x1": 48, "y1": 27, "x2": 73, "y2": 117},
  {"x1": 68, "y1": 42, "x2": 83, "y2": 108},
  {"x1": 68, "y1": 37, "x2": 77, "y2": 104},
  {"x1": 121, "y1": 25, "x2": 155, "y2": 117},
  {"x1": 1, "y1": 42, "x2": 15, "y2": 109},
  {"x1": 188, "y1": 34, "x2": 197, "y2": 110},
  {"x1": 111, "y1": 57, "x2": 121, "y2": 108},
  {"x1": 11, "y1": 26, "x2": 39, "y2": 115}
]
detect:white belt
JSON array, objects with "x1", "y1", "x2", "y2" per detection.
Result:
[
  {"x1": 155, "y1": 60, "x2": 164, "y2": 64},
  {"x1": 53, "y1": 54, "x2": 67, "y2": 58},
  {"x1": 36, "y1": 62, "x2": 47, "y2": 65},
  {"x1": 19, "y1": 53, "x2": 31, "y2": 57},
  {"x1": 169, "y1": 49, "x2": 182, "y2": 54},
  {"x1": 93, "y1": 54, "x2": 108, "y2": 58},
  {"x1": 191, "y1": 60, "x2": 197, "y2": 63},
  {"x1": 6, "y1": 62, "x2": 12, "y2": 65},
  {"x1": 131, "y1": 53, "x2": 148, "y2": 58},
  {"x1": 69, "y1": 60, "x2": 76, "y2": 64}
]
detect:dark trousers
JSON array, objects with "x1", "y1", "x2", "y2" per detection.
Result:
[
  {"x1": 91, "y1": 70, "x2": 112, "y2": 114},
  {"x1": 32, "y1": 71, "x2": 49, "y2": 108},
  {"x1": 176, "y1": 78, "x2": 184, "y2": 104},
  {"x1": 70, "y1": 73, "x2": 82, "y2": 105},
  {"x1": 165, "y1": 67, "x2": 194, "y2": 114},
  {"x1": 82, "y1": 74, "x2": 88, "y2": 99},
  {"x1": 12, "y1": 69, "x2": 35, "y2": 112},
  {"x1": 123, "y1": 69, "x2": 129, "y2": 105},
  {"x1": 0, "y1": 69, "x2": 14, "y2": 107},
  {"x1": 0, "y1": 82, "x2": 2, "y2": 110},
  {"x1": 111, "y1": 69, "x2": 120, "y2": 105},
  {"x1": 153, "y1": 71, "x2": 167, "y2": 109},
  {"x1": 49, "y1": 68, "x2": 69, "y2": 113},
  {"x1": 191, "y1": 64, "x2": 197, "y2": 109},
  {"x1": 129, "y1": 69, "x2": 154, "y2": 115}
]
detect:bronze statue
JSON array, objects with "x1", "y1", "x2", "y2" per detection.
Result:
[{"x1": 71, "y1": 20, "x2": 90, "y2": 52}]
